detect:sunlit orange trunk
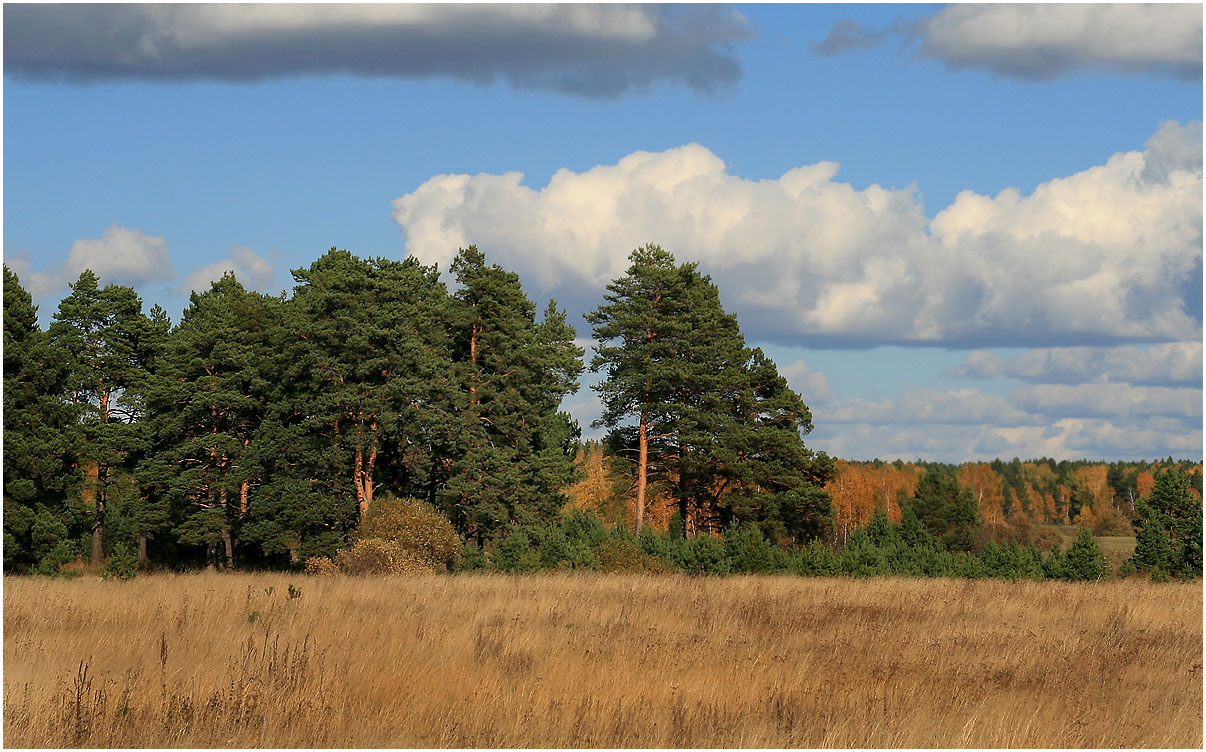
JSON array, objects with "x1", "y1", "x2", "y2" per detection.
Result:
[{"x1": 354, "y1": 421, "x2": 379, "y2": 518}]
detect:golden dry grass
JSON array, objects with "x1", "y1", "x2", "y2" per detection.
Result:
[{"x1": 4, "y1": 572, "x2": 1202, "y2": 748}]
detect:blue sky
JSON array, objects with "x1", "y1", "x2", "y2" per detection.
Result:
[{"x1": 4, "y1": 3, "x2": 1202, "y2": 462}]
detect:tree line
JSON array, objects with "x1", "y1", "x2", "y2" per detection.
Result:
[
  {"x1": 4, "y1": 244, "x2": 1200, "y2": 582},
  {"x1": 4, "y1": 244, "x2": 831, "y2": 574},
  {"x1": 817, "y1": 457, "x2": 1203, "y2": 546}
]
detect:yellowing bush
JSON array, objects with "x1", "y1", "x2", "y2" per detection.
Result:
[
  {"x1": 334, "y1": 538, "x2": 436, "y2": 575},
  {"x1": 305, "y1": 556, "x2": 339, "y2": 576},
  {"x1": 353, "y1": 495, "x2": 461, "y2": 572}
]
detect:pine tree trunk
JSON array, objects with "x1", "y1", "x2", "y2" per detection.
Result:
[
  {"x1": 222, "y1": 527, "x2": 234, "y2": 570},
  {"x1": 365, "y1": 421, "x2": 378, "y2": 512},
  {"x1": 355, "y1": 446, "x2": 368, "y2": 517},
  {"x1": 91, "y1": 525, "x2": 104, "y2": 569},
  {"x1": 137, "y1": 534, "x2": 148, "y2": 565},
  {"x1": 91, "y1": 465, "x2": 107, "y2": 568},
  {"x1": 635, "y1": 414, "x2": 648, "y2": 536}
]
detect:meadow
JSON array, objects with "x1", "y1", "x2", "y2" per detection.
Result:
[{"x1": 4, "y1": 572, "x2": 1201, "y2": 748}]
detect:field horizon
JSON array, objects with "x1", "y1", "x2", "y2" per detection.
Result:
[{"x1": 5, "y1": 572, "x2": 1201, "y2": 748}]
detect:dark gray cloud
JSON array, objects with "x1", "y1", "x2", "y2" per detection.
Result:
[
  {"x1": 813, "y1": 4, "x2": 1202, "y2": 82},
  {"x1": 3, "y1": 4, "x2": 751, "y2": 98}
]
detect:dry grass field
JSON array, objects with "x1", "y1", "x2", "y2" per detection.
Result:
[{"x1": 4, "y1": 572, "x2": 1201, "y2": 748}]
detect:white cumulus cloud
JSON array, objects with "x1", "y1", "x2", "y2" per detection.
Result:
[
  {"x1": 25, "y1": 224, "x2": 175, "y2": 297},
  {"x1": 393, "y1": 121, "x2": 1202, "y2": 348},
  {"x1": 917, "y1": 4, "x2": 1202, "y2": 81},
  {"x1": 778, "y1": 359, "x2": 837, "y2": 406},
  {"x1": 180, "y1": 246, "x2": 276, "y2": 295}
]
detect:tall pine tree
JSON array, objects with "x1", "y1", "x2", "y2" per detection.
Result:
[
  {"x1": 440, "y1": 246, "x2": 584, "y2": 542},
  {"x1": 141, "y1": 273, "x2": 279, "y2": 568},
  {"x1": 276, "y1": 249, "x2": 454, "y2": 558},
  {"x1": 48, "y1": 270, "x2": 166, "y2": 567},
  {"x1": 3, "y1": 267, "x2": 80, "y2": 571},
  {"x1": 588, "y1": 244, "x2": 832, "y2": 540}
]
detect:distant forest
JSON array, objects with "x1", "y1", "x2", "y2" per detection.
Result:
[{"x1": 4, "y1": 245, "x2": 1201, "y2": 581}]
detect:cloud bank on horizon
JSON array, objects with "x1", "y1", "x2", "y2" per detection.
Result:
[
  {"x1": 2, "y1": 3, "x2": 750, "y2": 97},
  {"x1": 392, "y1": 120, "x2": 1203, "y2": 349},
  {"x1": 813, "y1": 4, "x2": 1202, "y2": 81}
]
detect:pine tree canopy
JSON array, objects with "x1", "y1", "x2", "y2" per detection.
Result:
[{"x1": 587, "y1": 244, "x2": 833, "y2": 542}]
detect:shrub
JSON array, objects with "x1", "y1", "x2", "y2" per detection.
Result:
[
  {"x1": 563, "y1": 508, "x2": 610, "y2": 549},
  {"x1": 33, "y1": 541, "x2": 76, "y2": 577},
  {"x1": 596, "y1": 536, "x2": 672, "y2": 574},
  {"x1": 456, "y1": 543, "x2": 490, "y2": 572},
  {"x1": 354, "y1": 495, "x2": 461, "y2": 572},
  {"x1": 724, "y1": 523, "x2": 782, "y2": 574},
  {"x1": 305, "y1": 556, "x2": 339, "y2": 576},
  {"x1": 101, "y1": 542, "x2": 138, "y2": 580},
  {"x1": 491, "y1": 527, "x2": 543, "y2": 573},
  {"x1": 673, "y1": 534, "x2": 730, "y2": 575},
  {"x1": 335, "y1": 538, "x2": 436, "y2": 575}
]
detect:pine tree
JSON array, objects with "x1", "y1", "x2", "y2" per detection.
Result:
[
  {"x1": 276, "y1": 249, "x2": 454, "y2": 560},
  {"x1": 1064, "y1": 526, "x2": 1109, "y2": 581},
  {"x1": 904, "y1": 467, "x2": 982, "y2": 552},
  {"x1": 586, "y1": 244, "x2": 695, "y2": 534},
  {"x1": 48, "y1": 270, "x2": 164, "y2": 567},
  {"x1": 587, "y1": 244, "x2": 831, "y2": 540},
  {"x1": 141, "y1": 273, "x2": 279, "y2": 569},
  {"x1": 440, "y1": 247, "x2": 584, "y2": 542},
  {"x1": 3, "y1": 266, "x2": 80, "y2": 571}
]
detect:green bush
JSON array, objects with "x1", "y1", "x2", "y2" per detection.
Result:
[
  {"x1": 563, "y1": 508, "x2": 610, "y2": 549},
  {"x1": 34, "y1": 540, "x2": 75, "y2": 576},
  {"x1": 456, "y1": 542, "x2": 490, "y2": 572},
  {"x1": 724, "y1": 523, "x2": 781, "y2": 574},
  {"x1": 101, "y1": 542, "x2": 138, "y2": 580},
  {"x1": 673, "y1": 533, "x2": 730, "y2": 575},
  {"x1": 492, "y1": 526, "x2": 543, "y2": 573},
  {"x1": 595, "y1": 536, "x2": 672, "y2": 574}
]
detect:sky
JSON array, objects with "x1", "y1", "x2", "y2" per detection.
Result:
[{"x1": 3, "y1": 3, "x2": 1203, "y2": 463}]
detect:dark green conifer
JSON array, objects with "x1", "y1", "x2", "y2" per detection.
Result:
[
  {"x1": 588, "y1": 244, "x2": 832, "y2": 541},
  {"x1": 1131, "y1": 467, "x2": 1202, "y2": 579},
  {"x1": 48, "y1": 270, "x2": 163, "y2": 567},
  {"x1": 441, "y1": 246, "x2": 584, "y2": 542},
  {"x1": 3, "y1": 267, "x2": 80, "y2": 571}
]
